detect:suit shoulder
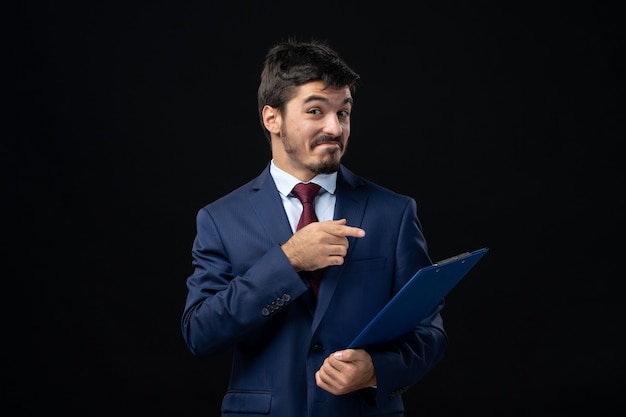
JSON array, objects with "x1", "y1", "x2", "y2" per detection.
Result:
[
  {"x1": 198, "y1": 166, "x2": 272, "y2": 211},
  {"x1": 340, "y1": 166, "x2": 416, "y2": 203},
  {"x1": 199, "y1": 180, "x2": 254, "y2": 213}
]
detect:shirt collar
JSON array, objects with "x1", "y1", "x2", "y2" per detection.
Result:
[{"x1": 270, "y1": 160, "x2": 337, "y2": 197}]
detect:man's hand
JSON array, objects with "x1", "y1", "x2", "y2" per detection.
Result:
[
  {"x1": 315, "y1": 349, "x2": 377, "y2": 395},
  {"x1": 281, "y1": 218, "x2": 365, "y2": 272}
]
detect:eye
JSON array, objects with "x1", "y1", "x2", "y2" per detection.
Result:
[
  {"x1": 338, "y1": 109, "x2": 350, "y2": 117},
  {"x1": 308, "y1": 108, "x2": 322, "y2": 115}
]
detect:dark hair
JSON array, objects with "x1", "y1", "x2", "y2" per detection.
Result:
[{"x1": 257, "y1": 38, "x2": 360, "y2": 141}]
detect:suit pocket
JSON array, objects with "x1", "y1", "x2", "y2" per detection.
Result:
[{"x1": 222, "y1": 391, "x2": 271, "y2": 414}]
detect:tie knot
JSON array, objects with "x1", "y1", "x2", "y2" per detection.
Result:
[{"x1": 292, "y1": 182, "x2": 321, "y2": 204}]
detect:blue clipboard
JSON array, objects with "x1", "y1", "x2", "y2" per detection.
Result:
[{"x1": 348, "y1": 247, "x2": 489, "y2": 349}]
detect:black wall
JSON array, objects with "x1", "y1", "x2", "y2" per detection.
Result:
[{"x1": 6, "y1": 2, "x2": 624, "y2": 416}]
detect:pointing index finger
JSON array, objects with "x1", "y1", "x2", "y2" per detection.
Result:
[{"x1": 330, "y1": 219, "x2": 365, "y2": 238}]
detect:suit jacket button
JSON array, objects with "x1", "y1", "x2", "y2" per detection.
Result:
[
  {"x1": 261, "y1": 307, "x2": 270, "y2": 316},
  {"x1": 312, "y1": 343, "x2": 323, "y2": 351}
]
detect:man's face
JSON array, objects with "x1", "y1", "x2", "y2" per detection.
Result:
[{"x1": 270, "y1": 80, "x2": 352, "y2": 181}]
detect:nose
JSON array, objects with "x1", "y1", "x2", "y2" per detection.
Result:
[{"x1": 323, "y1": 114, "x2": 343, "y2": 137}]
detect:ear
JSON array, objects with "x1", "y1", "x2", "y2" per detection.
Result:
[{"x1": 262, "y1": 105, "x2": 281, "y2": 135}]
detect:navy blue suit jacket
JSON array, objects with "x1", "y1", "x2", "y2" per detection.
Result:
[{"x1": 181, "y1": 164, "x2": 448, "y2": 417}]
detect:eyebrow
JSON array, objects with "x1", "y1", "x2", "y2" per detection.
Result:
[{"x1": 303, "y1": 94, "x2": 353, "y2": 106}]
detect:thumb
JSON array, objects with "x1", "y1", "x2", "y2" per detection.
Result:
[{"x1": 333, "y1": 349, "x2": 349, "y2": 361}]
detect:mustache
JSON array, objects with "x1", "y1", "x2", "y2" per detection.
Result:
[{"x1": 311, "y1": 135, "x2": 343, "y2": 149}]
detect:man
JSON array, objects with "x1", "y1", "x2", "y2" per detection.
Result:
[{"x1": 181, "y1": 38, "x2": 448, "y2": 416}]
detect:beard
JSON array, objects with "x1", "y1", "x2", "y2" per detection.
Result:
[
  {"x1": 312, "y1": 155, "x2": 341, "y2": 174},
  {"x1": 281, "y1": 132, "x2": 346, "y2": 174}
]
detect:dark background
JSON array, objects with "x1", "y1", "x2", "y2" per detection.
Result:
[{"x1": 6, "y1": 1, "x2": 624, "y2": 416}]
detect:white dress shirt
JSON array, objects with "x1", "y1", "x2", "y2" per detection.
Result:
[{"x1": 270, "y1": 160, "x2": 337, "y2": 233}]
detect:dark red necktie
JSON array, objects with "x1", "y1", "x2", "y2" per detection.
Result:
[{"x1": 292, "y1": 182, "x2": 322, "y2": 298}]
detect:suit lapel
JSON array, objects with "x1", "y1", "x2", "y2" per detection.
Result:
[
  {"x1": 248, "y1": 166, "x2": 294, "y2": 247},
  {"x1": 313, "y1": 167, "x2": 368, "y2": 329}
]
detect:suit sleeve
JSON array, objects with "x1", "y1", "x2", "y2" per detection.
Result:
[{"x1": 180, "y1": 206, "x2": 309, "y2": 358}]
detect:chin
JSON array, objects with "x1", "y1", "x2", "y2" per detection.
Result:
[{"x1": 313, "y1": 159, "x2": 341, "y2": 174}]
